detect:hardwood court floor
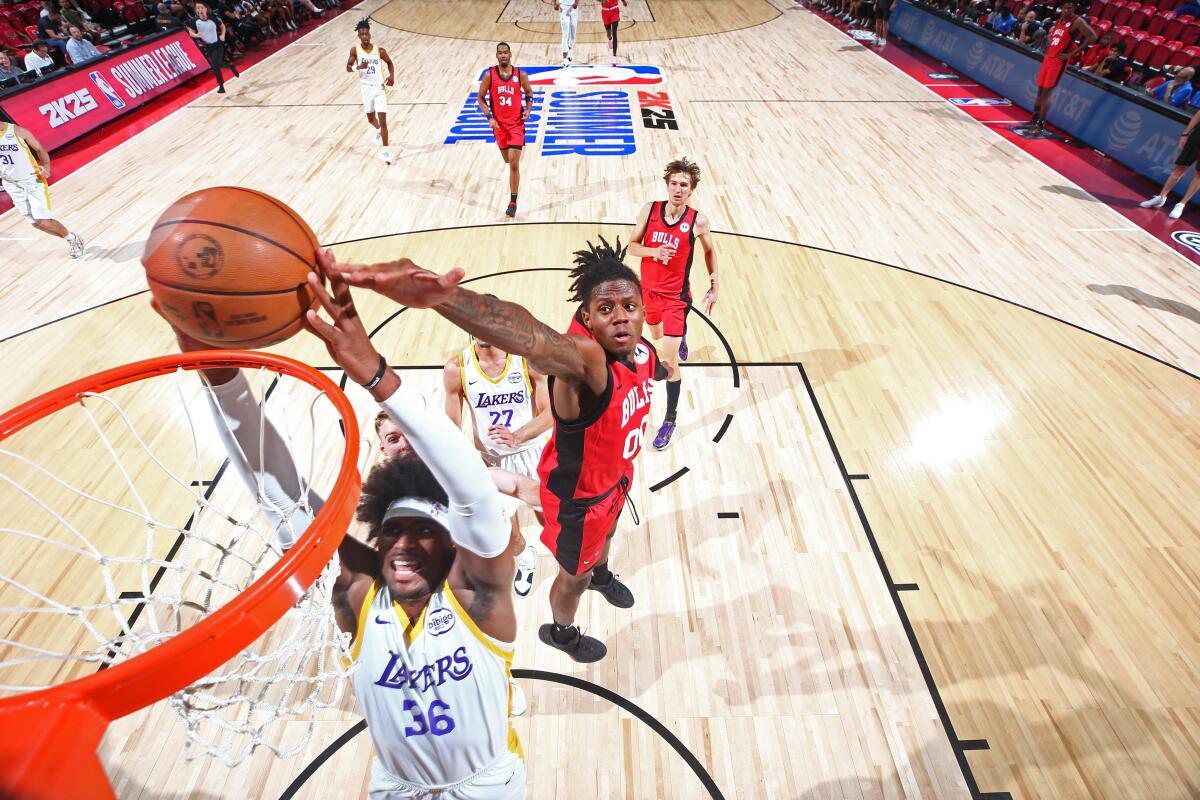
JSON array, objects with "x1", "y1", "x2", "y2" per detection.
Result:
[{"x1": 1, "y1": 1, "x2": 1199, "y2": 798}]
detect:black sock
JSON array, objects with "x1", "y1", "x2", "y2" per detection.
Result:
[
  {"x1": 665, "y1": 379, "x2": 681, "y2": 422},
  {"x1": 510, "y1": 193, "x2": 517, "y2": 203},
  {"x1": 550, "y1": 623, "x2": 576, "y2": 644},
  {"x1": 591, "y1": 561, "x2": 613, "y2": 585}
]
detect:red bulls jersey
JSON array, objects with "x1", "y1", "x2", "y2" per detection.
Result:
[
  {"x1": 488, "y1": 66, "x2": 523, "y2": 124},
  {"x1": 539, "y1": 308, "x2": 666, "y2": 501},
  {"x1": 1045, "y1": 16, "x2": 1076, "y2": 59},
  {"x1": 639, "y1": 201, "x2": 699, "y2": 300}
]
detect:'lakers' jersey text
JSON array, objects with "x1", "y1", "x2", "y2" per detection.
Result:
[
  {"x1": 0, "y1": 124, "x2": 39, "y2": 183},
  {"x1": 459, "y1": 347, "x2": 545, "y2": 457},
  {"x1": 356, "y1": 43, "x2": 384, "y2": 86},
  {"x1": 350, "y1": 580, "x2": 521, "y2": 789}
]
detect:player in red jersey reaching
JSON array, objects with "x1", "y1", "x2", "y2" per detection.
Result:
[
  {"x1": 1029, "y1": 3, "x2": 1094, "y2": 132},
  {"x1": 324, "y1": 237, "x2": 667, "y2": 664},
  {"x1": 626, "y1": 157, "x2": 719, "y2": 452},
  {"x1": 601, "y1": 0, "x2": 628, "y2": 65},
  {"x1": 477, "y1": 41, "x2": 534, "y2": 218}
]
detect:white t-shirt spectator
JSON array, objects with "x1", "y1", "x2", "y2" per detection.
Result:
[
  {"x1": 24, "y1": 51, "x2": 55, "y2": 73},
  {"x1": 66, "y1": 36, "x2": 101, "y2": 63}
]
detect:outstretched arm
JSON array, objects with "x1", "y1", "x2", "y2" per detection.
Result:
[{"x1": 319, "y1": 250, "x2": 610, "y2": 392}]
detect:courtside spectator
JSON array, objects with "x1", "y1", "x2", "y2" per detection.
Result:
[
  {"x1": 0, "y1": 51, "x2": 20, "y2": 81},
  {"x1": 1017, "y1": 11, "x2": 1045, "y2": 47},
  {"x1": 65, "y1": 24, "x2": 100, "y2": 63},
  {"x1": 58, "y1": 0, "x2": 103, "y2": 40},
  {"x1": 1151, "y1": 67, "x2": 1194, "y2": 107},
  {"x1": 23, "y1": 41, "x2": 55, "y2": 74},
  {"x1": 1093, "y1": 41, "x2": 1130, "y2": 82},
  {"x1": 988, "y1": 4, "x2": 1017, "y2": 33},
  {"x1": 35, "y1": 6, "x2": 69, "y2": 62},
  {"x1": 1079, "y1": 30, "x2": 1113, "y2": 67},
  {"x1": 154, "y1": 1, "x2": 180, "y2": 27},
  {"x1": 1139, "y1": 106, "x2": 1200, "y2": 218}
]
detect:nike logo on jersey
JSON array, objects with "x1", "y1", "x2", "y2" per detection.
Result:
[
  {"x1": 375, "y1": 615, "x2": 393, "y2": 624},
  {"x1": 468, "y1": 379, "x2": 479, "y2": 385}
]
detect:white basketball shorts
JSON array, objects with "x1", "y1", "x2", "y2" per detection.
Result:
[
  {"x1": 361, "y1": 84, "x2": 387, "y2": 114},
  {"x1": 368, "y1": 752, "x2": 525, "y2": 800},
  {"x1": 2, "y1": 175, "x2": 52, "y2": 222}
]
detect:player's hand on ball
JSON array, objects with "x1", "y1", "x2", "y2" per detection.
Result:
[
  {"x1": 319, "y1": 248, "x2": 465, "y2": 309},
  {"x1": 303, "y1": 264, "x2": 384, "y2": 386},
  {"x1": 149, "y1": 298, "x2": 240, "y2": 384}
]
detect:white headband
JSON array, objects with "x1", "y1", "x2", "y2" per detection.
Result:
[{"x1": 381, "y1": 497, "x2": 447, "y2": 526}]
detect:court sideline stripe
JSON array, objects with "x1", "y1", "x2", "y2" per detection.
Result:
[
  {"x1": 277, "y1": 669, "x2": 726, "y2": 800},
  {"x1": 795, "y1": 362, "x2": 1013, "y2": 800}
]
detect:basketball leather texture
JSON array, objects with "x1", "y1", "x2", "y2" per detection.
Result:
[{"x1": 142, "y1": 186, "x2": 320, "y2": 349}]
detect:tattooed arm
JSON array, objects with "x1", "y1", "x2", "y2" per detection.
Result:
[{"x1": 320, "y1": 251, "x2": 610, "y2": 395}]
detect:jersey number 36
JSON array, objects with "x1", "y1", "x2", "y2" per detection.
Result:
[{"x1": 402, "y1": 699, "x2": 456, "y2": 737}]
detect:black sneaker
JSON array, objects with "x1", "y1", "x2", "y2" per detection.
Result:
[
  {"x1": 505, "y1": 201, "x2": 517, "y2": 218},
  {"x1": 587, "y1": 573, "x2": 634, "y2": 608},
  {"x1": 538, "y1": 624, "x2": 607, "y2": 662}
]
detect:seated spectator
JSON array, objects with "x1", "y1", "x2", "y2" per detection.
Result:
[
  {"x1": 154, "y1": 1, "x2": 180, "y2": 27},
  {"x1": 36, "y1": 7, "x2": 69, "y2": 62},
  {"x1": 64, "y1": 24, "x2": 100, "y2": 63},
  {"x1": 24, "y1": 40, "x2": 56, "y2": 74},
  {"x1": 1017, "y1": 11, "x2": 1042, "y2": 44},
  {"x1": 1151, "y1": 66, "x2": 1195, "y2": 106},
  {"x1": 63, "y1": 0, "x2": 105, "y2": 41},
  {"x1": 1093, "y1": 41, "x2": 1130, "y2": 81},
  {"x1": 0, "y1": 50, "x2": 21, "y2": 81},
  {"x1": 988, "y1": 4, "x2": 1018, "y2": 32},
  {"x1": 1079, "y1": 30, "x2": 1113, "y2": 67}
]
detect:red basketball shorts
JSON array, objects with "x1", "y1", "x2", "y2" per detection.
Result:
[
  {"x1": 602, "y1": 9, "x2": 619, "y2": 25},
  {"x1": 540, "y1": 481, "x2": 627, "y2": 576},
  {"x1": 642, "y1": 287, "x2": 690, "y2": 338},
  {"x1": 494, "y1": 119, "x2": 525, "y2": 150},
  {"x1": 1036, "y1": 57, "x2": 1066, "y2": 90}
]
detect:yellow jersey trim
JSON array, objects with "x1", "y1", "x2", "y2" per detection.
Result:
[
  {"x1": 471, "y1": 346, "x2": 512, "y2": 386},
  {"x1": 349, "y1": 580, "x2": 380, "y2": 662}
]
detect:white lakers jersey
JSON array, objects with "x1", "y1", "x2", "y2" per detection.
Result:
[
  {"x1": 0, "y1": 124, "x2": 39, "y2": 183},
  {"x1": 350, "y1": 580, "x2": 521, "y2": 788},
  {"x1": 459, "y1": 347, "x2": 545, "y2": 457},
  {"x1": 356, "y1": 43, "x2": 384, "y2": 86}
]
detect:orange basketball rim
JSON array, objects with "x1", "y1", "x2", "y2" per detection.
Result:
[{"x1": 0, "y1": 351, "x2": 361, "y2": 800}]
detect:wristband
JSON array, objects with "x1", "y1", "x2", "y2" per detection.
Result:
[{"x1": 361, "y1": 354, "x2": 388, "y2": 390}]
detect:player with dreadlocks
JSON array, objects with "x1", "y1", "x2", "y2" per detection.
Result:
[{"x1": 323, "y1": 236, "x2": 668, "y2": 662}]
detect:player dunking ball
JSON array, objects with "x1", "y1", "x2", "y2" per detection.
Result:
[
  {"x1": 444, "y1": 336, "x2": 551, "y2": 597},
  {"x1": 346, "y1": 19, "x2": 395, "y2": 164},
  {"x1": 323, "y1": 237, "x2": 668, "y2": 663},
  {"x1": 1029, "y1": 3, "x2": 1094, "y2": 132},
  {"x1": 477, "y1": 42, "x2": 533, "y2": 218},
  {"x1": 0, "y1": 122, "x2": 84, "y2": 258},
  {"x1": 601, "y1": 0, "x2": 627, "y2": 65},
  {"x1": 626, "y1": 157, "x2": 718, "y2": 452}
]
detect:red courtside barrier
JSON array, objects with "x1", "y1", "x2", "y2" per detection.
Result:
[{"x1": 0, "y1": 30, "x2": 207, "y2": 151}]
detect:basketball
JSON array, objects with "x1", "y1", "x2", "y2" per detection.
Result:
[{"x1": 141, "y1": 187, "x2": 321, "y2": 349}]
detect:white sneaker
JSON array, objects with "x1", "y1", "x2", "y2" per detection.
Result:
[
  {"x1": 381, "y1": 148, "x2": 391, "y2": 164},
  {"x1": 561, "y1": 57, "x2": 569, "y2": 67},
  {"x1": 1140, "y1": 195, "x2": 1166, "y2": 209},
  {"x1": 510, "y1": 680, "x2": 528, "y2": 717},
  {"x1": 67, "y1": 232, "x2": 84, "y2": 259},
  {"x1": 513, "y1": 545, "x2": 536, "y2": 597},
  {"x1": 611, "y1": 58, "x2": 617, "y2": 66},
  {"x1": 1170, "y1": 202, "x2": 1186, "y2": 219},
  {"x1": 374, "y1": 130, "x2": 381, "y2": 143}
]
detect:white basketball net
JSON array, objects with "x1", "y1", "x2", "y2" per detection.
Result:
[{"x1": 0, "y1": 365, "x2": 359, "y2": 767}]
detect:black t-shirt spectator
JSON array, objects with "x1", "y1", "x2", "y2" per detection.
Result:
[
  {"x1": 37, "y1": 14, "x2": 67, "y2": 40},
  {"x1": 1099, "y1": 55, "x2": 1130, "y2": 82}
]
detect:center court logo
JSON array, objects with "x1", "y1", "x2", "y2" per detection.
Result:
[
  {"x1": 1105, "y1": 110, "x2": 1141, "y2": 151},
  {"x1": 446, "y1": 65, "x2": 671, "y2": 157}
]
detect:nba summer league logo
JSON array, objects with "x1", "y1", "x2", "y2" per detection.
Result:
[{"x1": 444, "y1": 65, "x2": 677, "y2": 157}]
